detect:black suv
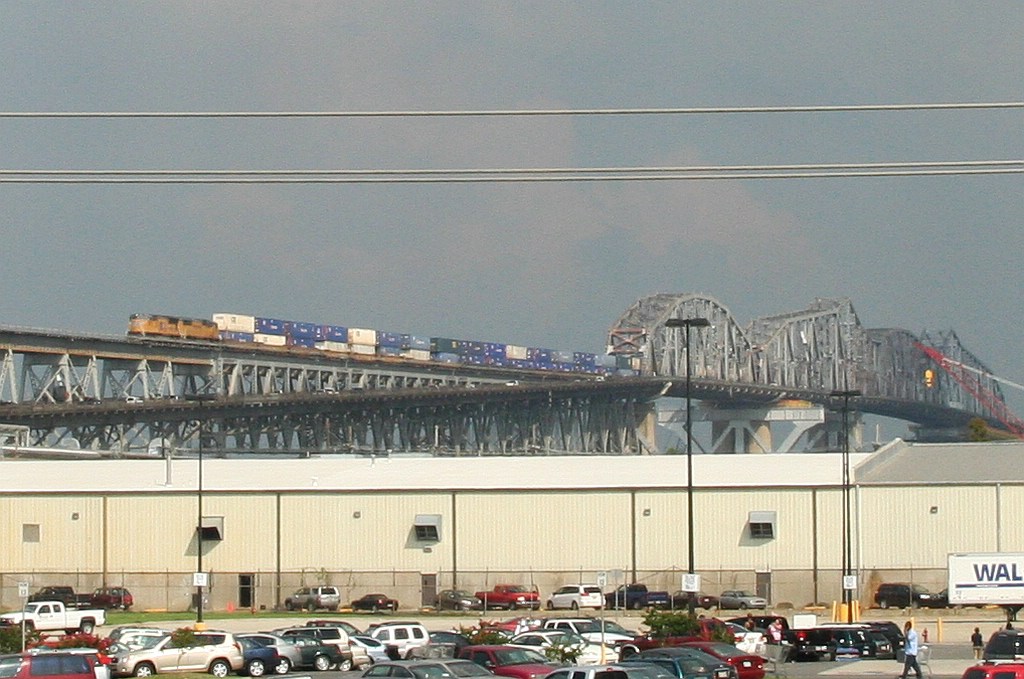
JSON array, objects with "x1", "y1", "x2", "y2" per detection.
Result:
[
  {"x1": 873, "y1": 583, "x2": 942, "y2": 609},
  {"x1": 782, "y1": 628, "x2": 837, "y2": 661},
  {"x1": 866, "y1": 620, "x2": 906, "y2": 651},
  {"x1": 984, "y1": 628, "x2": 1024, "y2": 661}
]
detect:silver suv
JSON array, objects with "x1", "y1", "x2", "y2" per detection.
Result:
[
  {"x1": 283, "y1": 586, "x2": 341, "y2": 611},
  {"x1": 109, "y1": 630, "x2": 243, "y2": 677}
]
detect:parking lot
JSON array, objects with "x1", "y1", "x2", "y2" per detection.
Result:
[{"x1": 91, "y1": 605, "x2": 1012, "y2": 679}]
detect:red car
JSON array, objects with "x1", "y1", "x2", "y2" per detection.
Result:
[
  {"x1": 459, "y1": 644, "x2": 559, "y2": 679},
  {"x1": 351, "y1": 593, "x2": 399, "y2": 612},
  {"x1": 681, "y1": 641, "x2": 764, "y2": 679},
  {"x1": 89, "y1": 587, "x2": 133, "y2": 610}
]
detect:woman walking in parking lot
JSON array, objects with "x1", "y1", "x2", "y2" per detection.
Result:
[
  {"x1": 900, "y1": 621, "x2": 923, "y2": 679},
  {"x1": 973, "y1": 627, "x2": 985, "y2": 659}
]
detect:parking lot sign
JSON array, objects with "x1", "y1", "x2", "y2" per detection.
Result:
[
  {"x1": 597, "y1": 571, "x2": 607, "y2": 587},
  {"x1": 17, "y1": 582, "x2": 28, "y2": 598}
]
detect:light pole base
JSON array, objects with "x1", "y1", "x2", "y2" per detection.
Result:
[{"x1": 193, "y1": 621, "x2": 208, "y2": 631}]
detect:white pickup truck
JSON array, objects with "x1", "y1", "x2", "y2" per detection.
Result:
[{"x1": 0, "y1": 600, "x2": 106, "y2": 634}]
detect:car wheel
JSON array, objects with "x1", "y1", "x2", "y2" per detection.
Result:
[
  {"x1": 247, "y1": 660, "x2": 266, "y2": 677},
  {"x1": 619, "y1": 646, "x2": 639, "y2": 660},
  {"x1": 313, "y1": 655, "x2": 331, "y2": 671},
  {"x1": 740, "y1": 602, "x2": 748, "y2": 610},
  {"x1": 546, "y1": 601, "x2": 554, "y2": 610},
  {"x1": 284, "y1": 600, "x2": 294, "y2": 611},
  {"x1": 571, "y1": 602, "x2": 579, "y2": 611},
  {"x1": 337, "y1": 658, "x2": 353, "y2": 672},
  {"x1": 879, "y1": 599, "x2": 889, "y2": 610},
  {"x1": 80, "y1": 620, "x2": 95, "y2": 634},
  {"x1": 371, "y1": 604, "x2": 379, "y2": 614},
  {"x1": 509, "y1": 602, "x2": 517, "y2": 610},
  {"x1": 133, "y1": 664, "x2": 156, "y2": 678},
  {"x1": 631, "y1": 599, "x2": 643, "y2": 610},
  {"x1": 273, "y1": 659, "x2": 291, "y2": 675},
  {"x1": 209, "y1": 660, "x2": 231, "y2": 678}
]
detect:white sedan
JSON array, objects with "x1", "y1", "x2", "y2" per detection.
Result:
[{"x1": 509, "y1": 630, "x2": 619, "y2": 665}]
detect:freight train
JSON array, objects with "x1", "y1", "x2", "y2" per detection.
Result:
[{"x1": 127, "y1": 312, "x2": 639, "y2": 376}]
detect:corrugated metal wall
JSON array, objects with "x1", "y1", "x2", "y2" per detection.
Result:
[{"x1": 1, "y1": 482, "x2": 1018, "y2": 612}]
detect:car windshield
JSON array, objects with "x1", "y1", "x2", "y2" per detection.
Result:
[
  {"x1": 704, "y1": 643, "x2": 744, "y2": 658},
  {"x1": 493, "y1": 648, "x2": 549, "y2": 665},
  {"x1": 546, "y1": 632, "x2": 584, "y2": 646},
  {"x1": 451, "y1": 591, "x2": 473, "y2": 598},
  {"x1": 578, "y1": 621, "x2": 631, "y2": 635},
  {"x1": 410, "y1": 665, "x2": 453, "y2": 679},
  {"x1": 0, "y1": 658, "x2": 20, "y2": 679},
  {"x1": 121, "y1": 635, "x2": 167, "y2": 650},
  {"x1": 626, "y1": 666, "x2": 678, "y2": 679},
  {"x1": 447, "y1": 663, "x2": 493, "y2": 677}
]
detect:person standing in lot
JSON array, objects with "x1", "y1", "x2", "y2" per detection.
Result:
[
  {"x1": 972, "y1": 627, "x2": 985, "y2": 660},
  {"x1": 900, "y1": 620, "x2": 923, "y2": 679}
]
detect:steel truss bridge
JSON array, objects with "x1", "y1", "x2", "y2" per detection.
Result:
[
  {"x1": 0, "y1": 295, "x2": 1013, "y2": 456},
  {"x1": 611, "y1": 294, "x2": 1014, "y2": 451}
]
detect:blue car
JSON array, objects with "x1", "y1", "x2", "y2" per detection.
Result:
[{"x1": 238, "y1": 636, "x2": 284, "y2": 677}]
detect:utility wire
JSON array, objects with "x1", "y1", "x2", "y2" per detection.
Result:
[
  {"x1": 2, "y1": 168, "x2": 1024, "y2": 183},
  {"x1": 1, "y1": 102, "x2": 1023, "y2": 118},
  {"x1": 1, "y1": 160, "x2": 1023, "y2": 183},
  {"x1": 3, "y1": 159, "x2": 1022, "y2": 176}
]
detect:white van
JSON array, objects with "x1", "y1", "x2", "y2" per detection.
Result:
[{"x1": 546, "y1": 584, "x2": 604, "y2": 610}]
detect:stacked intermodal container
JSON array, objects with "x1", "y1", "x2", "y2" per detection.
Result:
[
  {"x1": 200, "y1": 312, "x2": 624, "y2": 376},
  {"x1": 213, "y1": 313, "x2": 256, "y2": 334}
]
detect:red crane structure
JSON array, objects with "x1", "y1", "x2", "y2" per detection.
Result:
[{"x1": 915, "y1": 342, "x2": 1024, "y2": 439}]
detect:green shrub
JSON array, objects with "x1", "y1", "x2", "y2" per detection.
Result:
[
  {"x1": 643, "y1": 610, "x2": 701, "y2": 638},
  {"x1": 0, "y1": 626, "x2": 40, "y2": 654}
]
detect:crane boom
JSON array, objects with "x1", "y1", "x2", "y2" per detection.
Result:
[{"x1": 915, "y1": 342, "x2": 1024, "y2": 438}]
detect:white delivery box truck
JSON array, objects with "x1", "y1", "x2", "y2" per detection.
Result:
[{"x1": 948, "y1": 552, "x2": 1024, "y2": 606}]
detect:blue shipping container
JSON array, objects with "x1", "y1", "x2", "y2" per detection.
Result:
[
  {"x1": 221, "y1": 331, "x2": 254, "y2": 342},
  {"x1": 288, "y1": 336, "x2": 316, "y2": 348},
  {"x1": 318, "y1": 324, "x2": 347, "y2": 342},
  {"x1": 255, "y1": 318, "x2": 287, "y2": 335},
  {"x1": 286, "y1": 321, "x2": 317, "y2": 339},
  {"x1": 432, "y1": 352, "x2": 462, "y2": 364},
  {"x1": 378, "y1": 332, "x2": 409, "y2": 348},
  {"x1": 408, "y1": 335, "x2": 431, "y2": 350}
]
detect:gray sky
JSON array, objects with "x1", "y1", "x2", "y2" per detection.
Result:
[{"x1": 2, "y1": 3, "x2": 1022, "y2": 408}]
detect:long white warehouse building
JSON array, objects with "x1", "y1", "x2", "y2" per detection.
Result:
[{"x1": 0, "y1": 438, "x2": 1020, "y2": 612}]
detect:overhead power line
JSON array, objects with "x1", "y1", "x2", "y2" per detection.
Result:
[
  {"x1": 1, "y1": 160, "x2": 1023, "y2": 183},
  {"x1": 0, "y1": 101, "x2": 1023, "y2": 118}
]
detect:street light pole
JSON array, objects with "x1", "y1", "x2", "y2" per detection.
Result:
[
  {"x1": 196, "y1": 419, "x2": 205, "y2": 628},
  {"x1": 666, "y1": 317, "x2": 711, "y2": 616},
  {"x1": 831, "y1": 389, "x2": 861, "y2": 623}
]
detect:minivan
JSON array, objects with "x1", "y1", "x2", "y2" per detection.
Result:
[{"x1": 547, "y1": 585, "x2": 604, "y2": 611}]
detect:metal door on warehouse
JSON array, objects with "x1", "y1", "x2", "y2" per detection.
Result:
[{"x1": 421, "y1": 573, "x2": 437, "y2": 608}]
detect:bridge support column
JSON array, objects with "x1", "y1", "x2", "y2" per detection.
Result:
[{"x1": 660, "y1": 400, "x2": 828, "y2": 453}]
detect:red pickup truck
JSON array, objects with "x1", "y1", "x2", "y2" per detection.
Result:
[{"x1": 474, "y1": 584, "x2": 541, "y2": 610}]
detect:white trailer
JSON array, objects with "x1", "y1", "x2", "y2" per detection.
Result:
[{"x1": 948, "y1": 552, "x2": 1024, "y2": 613}]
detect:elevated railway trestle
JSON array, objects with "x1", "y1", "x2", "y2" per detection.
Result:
[{"x1": 0, "y1": 328, "x2": 667, "y2": 455}]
